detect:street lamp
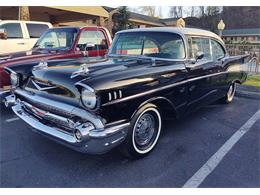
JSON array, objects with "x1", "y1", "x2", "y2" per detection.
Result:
[
  {"x1": 217, "y1": 19, "x2": 225, "y2": 38},
  {"x1": 176, "y1": 18, "x2": 185, "y2": 28}
]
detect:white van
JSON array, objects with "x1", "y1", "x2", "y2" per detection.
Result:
[{"x1": 0, "y1": 20, "x2": 52, "y2": 55}]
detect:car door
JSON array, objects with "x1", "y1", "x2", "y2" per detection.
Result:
[
  {"x1": 25, "y1": 22, "x2": 50, "y2": 50},
  {"x1": 185, "y1": 36, "x2": 219, "y2": 111},
  {"x1": 76, "y1": 29, "x2": 109, "y2": 57},
  {"x1": 210, "y1": 39, "x2": 228, "y2": 98},
  {"x1": 0, "y1": 22, "x2": 28, "y2": 54}
]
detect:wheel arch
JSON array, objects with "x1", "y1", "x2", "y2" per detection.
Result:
[
  {"x1": 131, "y1": 96, "x2": 179, "y2": 120},
  {"x1": 233, "y1": 79, "x2": 242, "y2": 84}
]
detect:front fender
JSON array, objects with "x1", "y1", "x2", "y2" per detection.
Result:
[{"x1": 132, "y1": 96, "x2": 179, "y2": 119}]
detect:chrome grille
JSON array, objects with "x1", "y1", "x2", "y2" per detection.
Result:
[
  {"x1": 17, "y1": 94, "x2": 73, "y2": 118},
  {"x1": 21, "y1": 101, "x2": 76, "y2": 133}
]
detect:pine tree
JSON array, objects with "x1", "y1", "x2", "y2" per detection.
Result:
[{"x1": 112, "y1": 6, "x2": 131, "y2": 35}]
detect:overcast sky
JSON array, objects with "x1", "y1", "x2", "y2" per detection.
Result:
[{"x1": 128, "y1": 6, "x2": 171, "y2": 18}]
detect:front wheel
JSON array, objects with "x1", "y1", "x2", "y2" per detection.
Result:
[
  {"x1": 221, "y1": 83, "x2": 236, "y2": 104},
  {"x1": 120, "y1": 104, "x2": 162, "y2": 158}
]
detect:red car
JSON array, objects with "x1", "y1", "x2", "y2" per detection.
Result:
[{"x1": 0, "y1": 26, "x2": 112, "y2": 100}]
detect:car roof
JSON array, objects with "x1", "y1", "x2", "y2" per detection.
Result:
[
  {"x1": 0, "y1": 20, "x2": 52, "y2": 25},
  {"x1": 117, "y1": 27, "x2": 224, "y2": 44}
]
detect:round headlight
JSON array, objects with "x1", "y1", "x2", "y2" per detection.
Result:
[
  {"x1": 10, "y1": 72, "x2": 19, "y2": 87},
  {"x1": 81, "y1": 88, "x2": 97, "y2": 109}
]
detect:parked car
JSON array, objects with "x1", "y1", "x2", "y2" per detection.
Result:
[
  {"x1": 4, "y1": 27, "x2": 248, "y2": 158},
  {"x1": 0, "y1": 20, "x2": 52, "y2": 55},
  {"x1": 0, "y1": 26, "x2": 112, "y2": 101}
]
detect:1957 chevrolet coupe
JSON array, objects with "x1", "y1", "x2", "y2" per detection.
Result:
[{"x1": 4, "y1": 27, "x2": 248, "y2": 158}]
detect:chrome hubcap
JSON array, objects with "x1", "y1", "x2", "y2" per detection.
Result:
[{"x1": 134, "y1": 113, "x2": 155, "y2": 146}]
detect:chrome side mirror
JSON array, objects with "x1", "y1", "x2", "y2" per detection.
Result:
[
  {"x1": 83, "y1": 43, "x2": 95, "y2": 57},
  {"x1": 84, "y1": 43, "x2": 95, "y2": 51},
  {"x1": 0, "y1": 28, "x2": 7, "y2": 40},
  {"x1": 196, "y1": 51, "x2": 204, "y2": 61},
  {"x1": 188, "y1": 51, "x2": 205, "y2": 65}
]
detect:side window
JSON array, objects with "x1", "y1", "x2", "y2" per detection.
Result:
[
  {"x1": 1, "y1": 23, "x2": 23, "y2": 39},
  {"x1": 77, "y1": 30, "x2": 108, "y2": 51},
  {"x1": 26, "y1": 23, "x2": 49, "y2": 38},
  {"x1": 211, "y1": 39, "x2": 225, "y2": 60},
  {"x1": 161, "y1": 39, "x2": 185, "y2": 59},
  {"x1": 189, "y1": 37, "x2": 211, "y2": 60}
]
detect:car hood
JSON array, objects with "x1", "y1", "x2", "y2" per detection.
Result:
[
  {"x1": 0, "y1": 49, "x2": 68, "y2": 67},
  {"x1": 25, "y1": 57, "x2": 184, "y2": 107}
]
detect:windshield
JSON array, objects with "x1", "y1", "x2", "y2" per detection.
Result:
[
  {"x1": 34, "y1": 28, "x2": 79, "y2": 50},
  {"x1": 109, "y1": 32, "x2": 185, "y2": 59}
]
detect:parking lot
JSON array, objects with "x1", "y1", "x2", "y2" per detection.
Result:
[{"x1": 0, "y1": 96, "x2": 259, "y2": 188}]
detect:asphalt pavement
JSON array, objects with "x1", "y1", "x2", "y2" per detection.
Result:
[{"x1": 0, "y1": 96, "x2": 259, "y2": 187}]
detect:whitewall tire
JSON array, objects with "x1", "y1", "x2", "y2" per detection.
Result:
[{"x1": 120, "y1": 104, "x2": 162, "y2": 158}]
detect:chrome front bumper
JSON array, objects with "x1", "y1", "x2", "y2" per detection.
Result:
[{"x1": 7, "y1": 92, "x2": 130, "y2": 154}]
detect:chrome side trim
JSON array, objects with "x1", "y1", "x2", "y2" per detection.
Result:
[
  {"x1": 15, "y1": 89, "x2": 104, "y2": 129},
  {"x1": 102, "y1": 71, "x2": 227, "y2": 106}
]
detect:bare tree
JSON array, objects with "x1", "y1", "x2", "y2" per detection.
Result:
[
  {"x1": 206, "y1": 6, "x2": 221, "y2": 16},
  {"x1": 178, "y1": 6, "x2": 183, "y2": 17},
  {"x1": 199, "y1": 6, "x2": 206, "y2": 17},
  {"x1": 191, "y1": 6, "x2": 195, "y2": 17},
  {"x1": 183, "y1": 6, "x2": 196, "y2": 17},
  {"x1": 168, "y1": 6, "x2": 178, "y2": 18},
  {"x1": 139, "y1": 6, "x2": 156, "y2": 17},
  {"x1": 157, "y1": 7, "x2": 163, "y2": 18}
]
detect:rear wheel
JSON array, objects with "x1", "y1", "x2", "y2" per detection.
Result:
[
  {"x1": 221, "y1": 83, "x2": 236, "y2": 104},
  {"x1": 120, "y1": 104, "x2": 162, "y2": 158}
]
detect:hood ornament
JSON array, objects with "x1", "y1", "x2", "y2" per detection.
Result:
[
  {"x1": 33, "y1": 60, "x2": 48, "y2": 71},
  {"x1": 71, "y1": 63, "x2": 90, "y2": 79}
]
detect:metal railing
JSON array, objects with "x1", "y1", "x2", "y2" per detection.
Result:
[{"x1": 241, "y1": 57, "x2": 260, "y2": 74}]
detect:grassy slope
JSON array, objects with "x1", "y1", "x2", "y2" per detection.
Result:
[{"x1": 244, "y1": 74, "x2": 260, "y2": 87}]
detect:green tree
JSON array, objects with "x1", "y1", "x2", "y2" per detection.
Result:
[{"x1": 112, "y1": 6, "x2": 131, "y2": 35}]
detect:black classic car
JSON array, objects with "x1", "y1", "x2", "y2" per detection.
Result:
[{"x1": 4, "y1": 27, "x2": 248, "y2": 158}]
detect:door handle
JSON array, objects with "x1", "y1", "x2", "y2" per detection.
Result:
[{"x1": 17, "y1": 42, "x2": 26, "y2": 45}]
